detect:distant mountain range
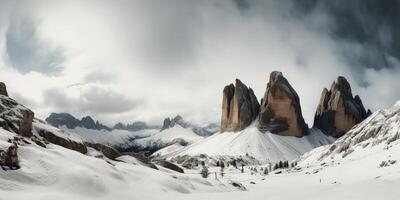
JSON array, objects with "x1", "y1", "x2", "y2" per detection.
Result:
[
  {"x1": 45, "y1": 112, "x2": 160, "y2": 132},
  {"x1": 45, "y1": 112, "x2": 219, "y2": 137}
]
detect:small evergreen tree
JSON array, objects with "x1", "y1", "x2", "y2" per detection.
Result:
[
  {"x1": 216, "y1": 161, "x2": 220, "y2": 167},
  {"x1": 279, "y1": 161, "x2": 283, "y2": 169},
  {"x1": 201, "y1": 166, "x2": 209, "y2": 178},
  {"x1": 273, "y1": 163, "x2": 278, "y2": 170},
  {"x1": 220, "y1": 162, "x2": 225, "y2": 178},
  {"x1": 241, "y1": 164, "x2": 244, "y2": 173},
  {"x1": 232, "y1": 160, "x2": 237, "y2": 168},
  {"x1": 263, "y1": 167, "x2": 268, "y2": 175}
]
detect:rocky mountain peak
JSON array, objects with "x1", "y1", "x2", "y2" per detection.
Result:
[
  {"x1": 314, "y1": 76, "x2": 370, "y2": 138},
  {"x1": 220, "y1": 78, "x2": 260, "y2": 132},
  {"x1": 0, "y1": 82, "x2": 8, "y2": 97},
  {"x1": 80, "y1": 116, "x2": 96, "y2": 129},
  {"x1": 160, "y1": 115, "x2": 219, "y2": 136},
  {"x1": 258, "y1": 71, "x2": 308, "y2": 136}
]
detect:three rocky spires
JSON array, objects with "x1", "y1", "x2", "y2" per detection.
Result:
[{"x1": 221, "y1": 71, "x2": 370, "y2": 138}]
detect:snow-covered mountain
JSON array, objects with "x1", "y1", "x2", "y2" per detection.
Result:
[
  {"x1": 157, "y1": 123, "x2": 334, "y2": 164},
  {"x1": 46, "y1": 113, "x2": 218, "y2": 155},
  {"x1": 299, "y1": 100, "x2": 400, "y2": 165}
]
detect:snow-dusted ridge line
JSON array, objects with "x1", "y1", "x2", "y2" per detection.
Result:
[
  {"x1": 299, "y1": 100, "x2": 400, "y2": 165},
  {"x1": 159, "y1": 122, "x2": 335, "y2": 164}
]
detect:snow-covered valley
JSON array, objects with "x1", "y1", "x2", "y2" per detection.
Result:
[{"x1": 1, "y1": 100, "x2": 400, "y2": 199}]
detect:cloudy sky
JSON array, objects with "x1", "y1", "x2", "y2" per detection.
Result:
[{"x1": 0, "y1": 0, "x2": 399, "y2": 126}]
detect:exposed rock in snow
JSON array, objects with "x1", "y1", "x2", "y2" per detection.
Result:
[
  {"x1": 259, "y1": 71, "x2": 308, "y2": 136},
  {"x1": 0, "y1": 82, "x2": 8, "y2": 97},
  {"x1": 313, "y1": 76, "x2": 370, "y2": 138},
  {"x1": 0, "y1": 95, "x2": 34, "y2": 137},
  {"x1": 34, "y1": 122, "x2": 88, "y2": 154},
  {"x1": 84, "y1": 142, "x2": 121, "y2": 160},
  {"x1": 0, "y1": 142, "x2": 18, "y2": 169},
  {"x1": 221, "y1": 79, "x2": 260, "y2": 132},
  {"x1": 154, "y1": 160, "x2": 184, "y2": 173}
]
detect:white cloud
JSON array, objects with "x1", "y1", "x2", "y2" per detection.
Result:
[{"x1": 0, "y1": 0, "x2": 399, "y2": 126}]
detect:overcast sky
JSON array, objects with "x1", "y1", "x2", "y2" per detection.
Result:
[{"x1": 0, "y1": 0, "x2": 399, "y2": 126}]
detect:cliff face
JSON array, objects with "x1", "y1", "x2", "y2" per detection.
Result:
[
  {"x1": 313, "y1": 76, "x2": 370, "y2": 138},
  {"x1": 0, "y1": 82, "x2": 8, "y2": 97},
  {"x1": 220, "y1": 79, "x2": 260, "y2": 132},
  {"x1": 258, "y1": 71, "x2": 308, "y2": 136}
]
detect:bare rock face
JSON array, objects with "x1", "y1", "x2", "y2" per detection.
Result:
[
  {"x1": 36, "y1": 128, "x2": 88, "y2": 154},
  {"x1": 85, "y1": 142, "x2": 121, "y2": 160},
  {"x1": 0, "y1": 95, "x2": 34, "y2": 137},
  {"x1": 0, "y1": 143, "x2": 19, "y2": 170},
  {"x1": 258, "y1": 71, "x2": 308, "y2": 136},
  {"x1": 0, "y1": 82, "x2": 8, "y2": 96},
  {"x1": 314, "y1": 76, "x2": 370, "y2": 138},
  {"x1": 220, "y1": 79, "x2": 260, "y2": 132},
  {"x1": 154, "y1": 160, "x2": 184, "y2": 173}
]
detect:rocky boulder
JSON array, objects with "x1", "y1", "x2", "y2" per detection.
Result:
[
  {"x1": 36, "y1": 128, "x2": 88, "y2": 154},
  {"x1": 314, "y1": 76, "x2": 370, "y2": 138},
  {"x1": 0, "y1": 95, "x2": 34, "y2": 137},
  {"x1": 258, "y1": 71, "x2": 308, "y2": 136},
  {"x1": 0, "y1": 143, "x2": 19, "y2": 170},
  {"x1": 221, "y1": 79, "x2": 260, "y2": 132},
  {"x1": 154, "y1": 160, "x2": 184, "y2": 173},
  {"x1": 85, "y1": 142, "x2": 121, "y2": 160},
  {"x1": 0, "y1": 82, "x2": 8, "y2": 97}
]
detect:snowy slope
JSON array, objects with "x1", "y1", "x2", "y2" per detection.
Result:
[
  {"x1": 135, "y1": 126, "x2": 204, "y2": 147},
  {"x1": 58, "y1": 126, "x2": 158, "y2": 147},
  {"x1": 0, "y1": 128, "x2": 233, "y2": 200},
  {"x1": 162, "y1": 123, "x2": 334, "y2": 163},
  {"x1": 299, "y1": 100, "x2": 400, "y2": 165}
]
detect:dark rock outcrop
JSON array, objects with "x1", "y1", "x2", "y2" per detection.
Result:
[
  {"x1": 314, "y1": 76, "x2": 370, "y2": 138},
  {"x1": 0, "y1": 143, "x2": 19, "y2": 170},
  {"x1": 258, "y1": 71, "x2": 308, "y2": 136},
  {"x1": 36, "y1": 128, "x2": 88, "y2": 154},
  {"x1": 0, "y1": 95, "x2": 34, "y2": 137},
  {"x1": 0, "y1": 82, "x2": 8, "y2": 97},
  {"x1": 127, "y1": 152, "x2": 158, "y2": 170},
  {"x1": 85, "y1": 142, "x2": 121, "y2": 160},
  {"x1": 154, "y1": 160, "x2": 184, "y2": 173},
  {"x1": 161, "y1": 117, "x2": 174, "y2": 131},
  {"x1": 220, "y1": 79, "x2": 260, "y2": 132}
]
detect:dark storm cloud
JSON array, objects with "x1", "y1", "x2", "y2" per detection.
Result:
[
  {"x1": 5, "y1": 17, "x2": 65, "y2": 75},
  {"x1": 291, "y1": 0, "x2": 400, "y2": 86}
]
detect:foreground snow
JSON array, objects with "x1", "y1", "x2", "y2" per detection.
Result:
[{"x1": 0, "y1": 128, "x2": 232, "y2": 200}]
